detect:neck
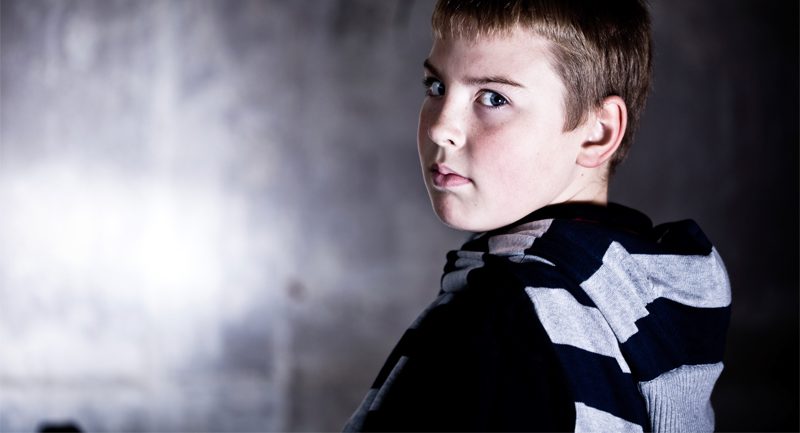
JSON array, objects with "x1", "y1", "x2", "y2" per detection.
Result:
[{"x1": 552, "y1": 165, "x2": 609, "y2": 207}]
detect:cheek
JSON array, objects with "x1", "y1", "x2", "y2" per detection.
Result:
[
  {"x1": 473, "y1": 123, "x2": 536, "y2": 172},
  {"x1": 417, "y1": 105, "x2": 432, "y2": 153},
  {"x1": 473, "y1": 124, "x2": 569, "y2": 192}
]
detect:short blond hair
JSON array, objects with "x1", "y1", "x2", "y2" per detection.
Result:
[{"x1": 432, "y1": 0, "x2": 652, "y2": 172}]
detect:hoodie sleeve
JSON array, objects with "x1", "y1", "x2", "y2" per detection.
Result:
[
  {"x1": 573, "y1": 222, "x2": 732, "y2": 433},
  {"x1": 522, "y1": 219, "x2": 732, "y2": 433}
]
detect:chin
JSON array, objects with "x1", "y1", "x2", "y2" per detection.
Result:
[
  {"x1": 434, "y1": 207, "x2": 489, "y2": 233},
  {"x1": 432, "y1": 204, "x2": 469, "y2": 232},
  {"x1": 438, "y1": 217, "x2": 472, "y2": 232},
  {"x1": 428, "y1": 191, "x2": 499, "y2": 232}
]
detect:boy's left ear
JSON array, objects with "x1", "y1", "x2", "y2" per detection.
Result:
[{"x1": 577, "y1": 96, "x2": 627, "y2": 168}]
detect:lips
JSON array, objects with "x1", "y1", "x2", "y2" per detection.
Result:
[{"x1": 431, "y1": 163, "x2": 471, "y2": 188}]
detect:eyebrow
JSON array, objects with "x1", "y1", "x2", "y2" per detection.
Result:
[{"x1": 423, "y1": 59, "x2": 526, "y2": 89}]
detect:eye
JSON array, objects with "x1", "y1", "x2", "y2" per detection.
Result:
[
  {"x1": 478, "y1": 91, "x2": 508, "y2": 108},
  {"x1": 423, "y1": 77, "x2": 445, "y2": 97}
]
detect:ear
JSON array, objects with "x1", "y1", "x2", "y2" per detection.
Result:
[{"x1": 576, "y1": 96, "x2": 627, "y2": 168}]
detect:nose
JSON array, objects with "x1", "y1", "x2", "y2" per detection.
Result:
[{"x1": 425, "y1": 99, "x2": 466, "y2": 149}]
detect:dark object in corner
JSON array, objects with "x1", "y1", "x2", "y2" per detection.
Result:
[{"x1": 38, "y1": 421, "x2": 83, "y2": 433}]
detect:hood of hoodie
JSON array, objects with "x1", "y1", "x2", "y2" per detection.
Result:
[{"x1": 441, "y1": 202, "x2": 731, "y2": 382}]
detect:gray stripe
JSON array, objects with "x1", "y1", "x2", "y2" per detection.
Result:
[
  {"x1": 638, "y1": 363, "x2": 722, "y2": 433},
  {"x1": 487, "y1": 219, "x2": 552, "y2": 256},
  {"x1": 525, "y1": 287, "x2": 631, "y2": 373},
  {"x1": 342, "y1": 388, "x2": 377, "y2": 432},
  {"x1": 580, "y1": 242, "x2": 652, "y2": 342},
  {"x1": 505, "y1": 218, "x2": 554, "y2": 236},
  {"x1": 632, "y1": 248, "x2": 731, "y2": 308},
  {"x1": 574, "y1": 402, "x2": 644, "y2": 433},
  {"x1": 369, "y1": 356, "x2": 409, "y2": 412},
  {"x1": 581, "y1": 242, "x2": 731, "y2": 343},
  {"x1": 441, "y1": 251, "x2": 484, "y2": 293},
  {"x1": 508, "y1": 254, "x2": 555, "y2": 266}
]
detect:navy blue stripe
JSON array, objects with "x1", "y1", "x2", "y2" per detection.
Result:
[
  {"x1": 475, "y1": 256, "x2": 598, "y2": 308},
  {"x1": 622, "y1": 298, "x2": 731, "y2": 381},
  {"x1": 531, "y1": 219, "x2": 714, "y2": 276},
  {"x1": 530, "y1": 225, "x2": 607, "y2": 284},
  {"x1": 553, "y1": 344, "x2": 649, "y2": 429},
  {"x1": 606, "y1": 220, "x2": 714, "y2": 256},
  {"x1": 369, "y1": 327, "x2": 419, "y2": 388},
  {"x1": 485, "y1": 202, "x2": 653, "y2": 237},
  {"x1": 649, "y1": 220, "x2": 714, "y2": 255}
]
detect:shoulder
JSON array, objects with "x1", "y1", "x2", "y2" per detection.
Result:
[{"x1": 357, "y1": 258, "x2": 576, "y2": 431}]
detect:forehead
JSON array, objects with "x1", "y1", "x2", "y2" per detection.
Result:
[{"x1": 426, "y1": 27, "x2": 561, "y2": 89}]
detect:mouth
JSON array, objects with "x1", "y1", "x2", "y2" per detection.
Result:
[{"x1": 430, "y1": 163, "x2": 471, "y2": 188}]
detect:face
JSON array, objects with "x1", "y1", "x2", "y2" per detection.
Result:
[{"x1": 418, "y1": 27, "x2": 594, "y2": 232}]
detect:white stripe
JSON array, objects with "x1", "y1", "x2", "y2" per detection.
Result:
[
  {"x1": 525, "y1": 287, "x2": 631, "y2": 373},
  {"x1": 581, "y1": 242, "x2": 731, "y2": 343},
  {"x1": 574, "y1": 402, "x2": 644, "y2": 433}
]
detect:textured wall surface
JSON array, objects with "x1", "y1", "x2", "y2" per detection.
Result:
[{"x1": 0, "y1": 0, "x2": 796, "y2": 432}]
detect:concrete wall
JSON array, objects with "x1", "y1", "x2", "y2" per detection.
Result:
[{"x1": 0, "y1": 0, "x2": 796, "y2": 431}]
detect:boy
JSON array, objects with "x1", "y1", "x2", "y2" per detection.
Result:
[{"x1": 345, "y1": 0, "x2": 731, "y2": 431}]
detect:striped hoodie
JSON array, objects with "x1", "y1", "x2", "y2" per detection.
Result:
[{"x1": 344, "y1": 202, "x2": 731, "y2": 432}]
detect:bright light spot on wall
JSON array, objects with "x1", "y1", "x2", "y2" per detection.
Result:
[{"x1": 0, "y1": 161, "x2": 257, "y2": 380}]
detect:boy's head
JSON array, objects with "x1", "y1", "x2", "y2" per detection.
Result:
[{"x1": 417, "y1": 0, "x2": 652, "y2": 232}]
